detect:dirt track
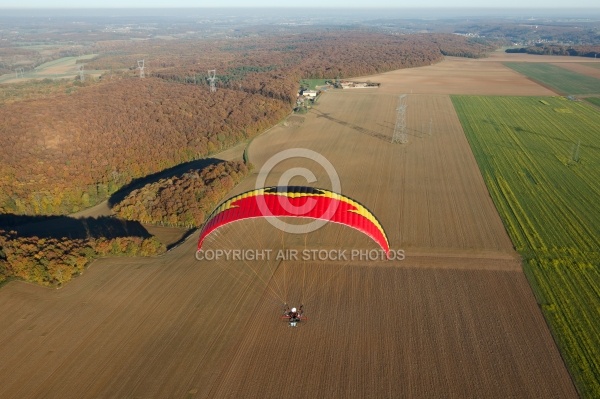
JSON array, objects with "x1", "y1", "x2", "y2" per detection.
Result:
[{"x1": 0, "y1": 54, "x2": 578, "y2": 398}]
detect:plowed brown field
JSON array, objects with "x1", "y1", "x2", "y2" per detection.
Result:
[
  {"x1": 550, "y1": 62, "x2": 600, "y2": 79},
  {"x1": 357, "y1": 56, "x2": 556, "y2": 96},
  {"x1": 360, "y1": 52, "x2": 600, "y2": 96},
  {"x1": 210, "y1": 263, "x2": 569, "y2": 398},
  {"x1": 0, "y1": 54, "x2": 577, "y2": 398}
]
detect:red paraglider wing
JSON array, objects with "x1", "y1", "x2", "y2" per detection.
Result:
[{"x1": 197, "y1": 186, "x2": 389, "y2": 255}]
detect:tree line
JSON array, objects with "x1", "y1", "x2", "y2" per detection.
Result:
[
  {"x1": 506, "y1": 44, "x2": 600, "y2": 57},
  {"x1": 113, "y1": 161, "x2": 252, "y2": 228},
  {"x1": 0, "y1": 228, "x2": 165, "y2": 286}
]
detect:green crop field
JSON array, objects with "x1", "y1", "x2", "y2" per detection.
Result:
[
  {"x1": 584, "y1": 97, "x2": 600, "y2": 107},
  {"x1": 504, "y1": 62, "x2": 600, "y2": 95},
  {"x1": 452, "y1": 95, "x2": 600, "y2": 398},
  {"x1": 300, "y1": 78, "x2": 329, "y2": 90},
  {"x1": 0, "y1": 54, "x2": 101, "y2": 84}
]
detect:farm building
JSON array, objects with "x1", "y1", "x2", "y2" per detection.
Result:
[
  {"x1": 340, "y1": 80, "x2": 381, "y2": 89},
  {"x1": 300, "y1": 89, "x2": 318, "y2": 97}
]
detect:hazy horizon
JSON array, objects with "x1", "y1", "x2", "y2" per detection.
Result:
[
  {"x1": 2, "y1": 5, "x2": 600, "y2": 9},
  {"x1": 1, "y1": 7, "x2": 599, "y2": 19}
]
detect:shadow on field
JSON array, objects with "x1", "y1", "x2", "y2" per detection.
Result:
[
  {"x1": 1, "y1": 157, "x2": 228, "y2": 241},
  {"x1": 108, "y1": 157, "x2": 223, "y2": 207},
  {"x1": 0, "y1": 214, "x2": 150, "y2": 240},
  {"x1": 311, "y1": 109, "x2": 392, "y2": 142}
]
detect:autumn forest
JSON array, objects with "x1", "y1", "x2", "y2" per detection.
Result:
[{"x1": 0, "y1": 29, "x2": 497, "y2": 285}]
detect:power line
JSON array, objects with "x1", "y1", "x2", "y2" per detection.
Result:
[
  {"x1": 207, "y1": 69, "x2": 216, "y2": 92},
  {"x1": 429, "y1": 117, "x2": 433, "y2": 137},
  {"x1": 391, "y1": 94, "x2": 408, "y2": 144},
  {"x1": 137, "y1": 59, "x2": 145, "y2": 79}
]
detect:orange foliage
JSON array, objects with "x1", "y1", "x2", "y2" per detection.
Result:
[
  {"x1": 113, "y1": 161, "x2": 251, "y2": 228},
  {"x1": 0, "y1": 31, "x2": 494, "y2": 216},
  {"x1": 0, "y1": 80, "x2": 286, "y2": 215},
  {"x1": 0, "y1": 229, "x2": 165, "y2": 286}
]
